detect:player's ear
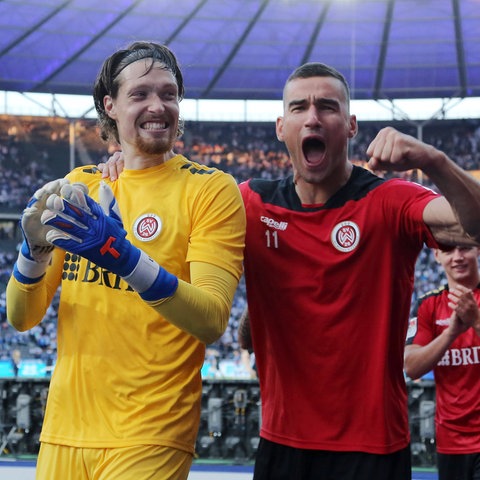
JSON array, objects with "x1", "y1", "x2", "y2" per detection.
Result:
[
  {"x1": 276, "y1": 116, "x2": 285, "y2": 142},
  {"x1": 104, "y1": 96, "x2": 117, "y2": 120},
  {"x1": 348, "y1": 114, "x2": 358, "y2": 139}
]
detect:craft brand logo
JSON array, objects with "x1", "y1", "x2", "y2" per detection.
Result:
[{"x1": 260, "y1": 216, "x2": 288, "y2": 230}]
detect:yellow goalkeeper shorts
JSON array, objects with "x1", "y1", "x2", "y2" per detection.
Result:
[{"x1": 36, "y1": 442, "x2": 193, "y2": 480}]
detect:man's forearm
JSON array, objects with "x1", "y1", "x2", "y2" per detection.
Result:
[{"x1": 423, "y1": 151, "x2": 480, "y2": 243}]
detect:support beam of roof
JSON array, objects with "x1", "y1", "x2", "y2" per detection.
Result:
[
  {"x1": 0, "y1": 0, "x2": 477, "y2": 101},
  {"x1": 301, "y1": 1, "x2": 331, "y2": 65},
  {"x1": 164, "y1": 0, "x2": 208, "y2": 44},
  {"x1": 452, "y1": 0, "x2": 467, "y2": 97},
  {"x1": 373, "y1": 0, "x2": 395, "y2": 99},
  {"x1": 32, "y1": 0, "x2": 144, "y2": 93},
  {"x1": 201, "y1": 0, "x2": 270, "y2": 98},
  {"x1": 0, "y1": 0, "x2": 73, "y2": 59}
]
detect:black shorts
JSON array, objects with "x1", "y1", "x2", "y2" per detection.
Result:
[
  {"x1": 437, "y1": 452, "x2": 480, "y2": 480},
  {"x1": 252, "y1": 438, "x2": 412, "y2": 480}
]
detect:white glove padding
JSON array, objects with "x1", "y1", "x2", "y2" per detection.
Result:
[
  {"x1": 44, "y1": 182, "x2": 92, "y2": 244},
  {"x1": 41, "y1": 181, "x2": 139, "y2": 277},
  {"x1": 20, "y1": 178, "x2": 70, "y2": 263}
]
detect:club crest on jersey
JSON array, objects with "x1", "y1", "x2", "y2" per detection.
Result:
[
  {"x1": 331, "y1": 221, "x2": 360, "y2": 252},
  {"x1": 133, "y1": 213, "x2": 162, "y2": 242}
]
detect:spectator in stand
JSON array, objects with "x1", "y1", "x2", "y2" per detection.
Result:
[
  {"x1": 411, "y1": 246, "x2": 447, "y2": 311},
  {"x1": 405, "y1": 245, "x2": 480, "y2": 480},
  {"x1": 6, "y1": 41, "x2": 245, "y2": 480},
  {"x1": 236, "y1": 62, "x2": 480, "y2": 480},
  {"x1": 2, "y1": 115, "x2": 480, "y2": 368},
  {"x1": 10, "y1": 347, "x2": 21, "y2": 376}
]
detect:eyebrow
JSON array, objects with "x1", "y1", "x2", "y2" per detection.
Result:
[
  {"x1": 124, "y1": 80, "x2": 178, "y2": 94},
  {"x1": 317, "y1": 98, "x2": 340, "y2": 107},
  {"x1": 288, "y1": 97, "x2": 340, "y2": 110}
]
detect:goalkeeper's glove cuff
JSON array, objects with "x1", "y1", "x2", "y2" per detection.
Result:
[
  {"x1": 123, "y1": 250, "x2": 179, "y2": 301},
  {"x1": 13, "y1": 241, "x2": 51, "y2": 284}
]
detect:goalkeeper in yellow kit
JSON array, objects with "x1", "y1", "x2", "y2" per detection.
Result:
[{"x1": 6, "y1": 42, "x2": 245, "y2": 480}]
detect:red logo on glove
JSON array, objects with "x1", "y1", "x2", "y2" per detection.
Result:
[{"x1": 100, "y1": 236, "x2": 120, "y2": 258}]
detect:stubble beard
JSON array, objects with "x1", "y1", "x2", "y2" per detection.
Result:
[{"x1": 136, "y1": 132, "x2": 176, "y2": 156}]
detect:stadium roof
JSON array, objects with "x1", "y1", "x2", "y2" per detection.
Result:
[{"x1": 1, "y1": 0, "x2": 479, "y2": 101}]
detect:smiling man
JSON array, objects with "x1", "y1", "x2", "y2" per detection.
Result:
[
  {"x1": 6, "y1": 42, "x2": 245, "y2": 480},
  {"x1": 237, "y1": 62, "x2": 480, "y2": 480},
  {"x1": 405, "y1": 245, "x2": 480, "y2": 480}
]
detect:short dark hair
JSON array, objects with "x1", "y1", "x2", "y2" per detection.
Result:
[
  {"x1": 285, "y1": 62, "x2": 351, "y2": 102},
  {"x1": 93, "y1": 41, "x2": 185, "y2": 144}
]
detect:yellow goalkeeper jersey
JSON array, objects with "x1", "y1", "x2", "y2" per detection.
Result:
[{"x1": 10, "y1": 155, "x2": 245, "y2": 453}]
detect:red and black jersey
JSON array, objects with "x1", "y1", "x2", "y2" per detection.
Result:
[
  {"x1": 408, "y1": 286, "x2": 480, "y2": 453},
  {"x1": 240, "y1": 165, "x2": 439, "y2": 454}
]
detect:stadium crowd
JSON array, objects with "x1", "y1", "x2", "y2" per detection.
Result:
[{"x1": 0, "y1": 116, "x2": 479, "y2": 374}]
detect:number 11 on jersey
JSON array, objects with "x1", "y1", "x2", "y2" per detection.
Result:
[{"x1": 265, "y1": 230, "x2": 279, "y2": 248}]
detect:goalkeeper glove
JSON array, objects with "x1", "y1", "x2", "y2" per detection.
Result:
[
  {"x1": 13, "y1": 178, "x2": 69, "y2": 283},
  {"x1": 41, "y1": 181, "x2": 178, "y2": 301}
]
